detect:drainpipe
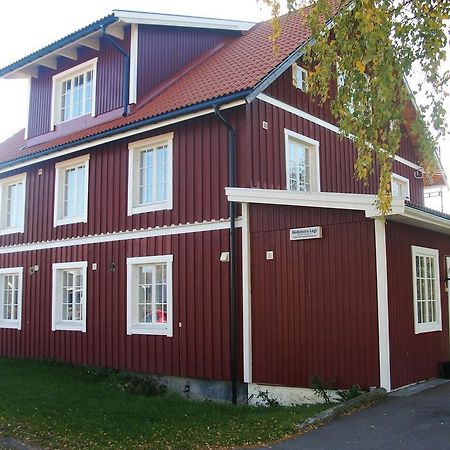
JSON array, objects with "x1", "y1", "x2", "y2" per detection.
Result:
[
  {"x1": 214, "y1": 105, "x2": 238, "y2": 405},
  {"x1": 101, "y1": 25, "x2": 130, "y2": 117}
]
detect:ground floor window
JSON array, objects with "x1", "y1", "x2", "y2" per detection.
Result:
[
  {"x1": 52, "y1": 261, "x2": 87, "y2": 332},
  {"x1": 0, "y1": 267, "x2": 23, "y2": 329},
  {"x1": 126, "y1": 255, "x2": 173, "y2": 336},
  {"x1": 412, "y1": 246, "x2": 442, "y2": 334}
]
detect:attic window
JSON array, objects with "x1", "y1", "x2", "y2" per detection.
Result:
[
  {"x1": 391, "y1": 173, "x2": 410, "y2": 200},
  {"x1": 51, "y1": 58, "x2": 97, "y2": 128},
  {"x1": 292, "y1": 62, "x2": 308, "y2": 92}
]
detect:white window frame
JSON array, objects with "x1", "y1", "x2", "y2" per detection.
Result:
[
  {"x1": 0, "y1": 173, "x2": 27, "y2": 235},
  {"x1": 0, "y1": 267, "x2": 23, "y2": 330},
  {"x1": 284, "y1": 129, "x2": 321, "y2": 192},
  {"x1": 52, "y1": 261, "x2": 88, "y2": 332},
  {"x1": 292, "y1": 62, "x2": 308, "y2": 92},
  {"x1": 411, "y1": 246, "x2": 442, "y2": 334},
  {"x1": 126, "y1": 255, "x2": 173, "y2": 336},
  {"x1": 391, "y1": 173, "x2": 410, "y2": 201},
  {"x1": 54, "y1": 154, "x2": 90, "y2": 227},
  {"x1": 51, "y1": 58, "x2": 98, "y2": 129},
  {"x1": 127, "y1": 133, "x2": 174, "y2": 216}
]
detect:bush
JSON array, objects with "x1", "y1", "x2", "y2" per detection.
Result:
[{"x1": 336, "y1": 384, "x2": 364, "y2": 402}]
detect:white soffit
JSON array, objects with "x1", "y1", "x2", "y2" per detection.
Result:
[
  {"x1": 390, "y1": 206, "x2": 450, "y2": 235},
  {"x1": 2, "y1": 22, "x2": 125, "y2": 80},
  {"x1": 225, "y1": 187, "x2": 406, "y2": 218},
  {"x1": 113, "y1": 10, "x2": 255, "y2": 31}
]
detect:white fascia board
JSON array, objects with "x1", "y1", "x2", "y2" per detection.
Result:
[
  {"x1": 390, "y1": 206, "x2": 450, "y2": 235},
  {"x1": 114, "y1": 10, "x2": 255, "y2": 31},
  {"x1": 226, "y1": 187, "x2": 405, "y2": 217}
]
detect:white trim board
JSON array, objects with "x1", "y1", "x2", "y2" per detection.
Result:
[
  {"x1": 256, "y1": 93, "x2": 422, "y2": 171},
  {"x1": 0, "y1": 100, "x2": 245, "y2": 177},
  {"x1": 241, "y1": 203, "x2": 252, "y2": 383},
  {"x1": 0, "y1": 218, "x2": 242, "y2": 255},
  {"x1": 390, "y1": 206, "x2": 450, "y2": 235},
  {"x1": 374, "y1": 219, "x2": 391, "y2": 391},
  {"x1": 114, "y1": 10, "x2": 255, "y2": 31},
  {"x1": 129, "y1": 24, "x2": 138, "y2": 105},
  {"x1": 226, "y1": 187, "x2": 406, "y2": 218}
]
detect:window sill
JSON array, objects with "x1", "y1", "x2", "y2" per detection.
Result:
[
  {"x1": 414, "y1": 324, "x2": 442, "y2": 334},
  {"x1": 0, "y1": 226, "x2": 24, "y2": 236},
  {"x1": 54, "y1": 216, "x2": 87, "y2": 227},
  {"x1": 52, "y1": 322, "x2": 86, "y2": 332},
  {"x1": 0, "y1": 321, "x2": 21, "y2": 330},
  {"x1": 127, "y1": 324, "x2": 172, "y2": 337},
  {"x1": 128, "y1": 200, "x2": 173, "y2": 216}
]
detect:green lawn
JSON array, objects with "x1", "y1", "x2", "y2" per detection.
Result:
[{"x1": 0, "y1": 359, "x2": 328, "y2": 449}]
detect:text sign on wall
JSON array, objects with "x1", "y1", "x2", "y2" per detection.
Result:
[{"x1": 290, "y1": 226, "x2": 322, "y2": 241}]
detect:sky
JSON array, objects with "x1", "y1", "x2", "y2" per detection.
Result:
[{"x1": 0, "y1": 0, "x2": 448, "y2": 211}]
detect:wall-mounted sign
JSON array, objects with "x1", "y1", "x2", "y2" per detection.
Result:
[{"x1": 290, "y1": 226, "x2": 322, "y2": 241}]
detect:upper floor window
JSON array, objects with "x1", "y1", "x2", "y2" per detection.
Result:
[
  {"x1": 284, "y1": 129, "x2": 320, "y2": 192},
  {"x1": 0, "y1": 267, "x2": 23, "y2": 330},
  {"x1": 51, "y1": 58, "x2": 97, "y2": 127},
  {"x1": 128, "y1": 133, "x2": 173, "y2": 215},
  {"x1": 54, "y1": 155, "x2": 89, "y2": 227},
  {"x1": 52, "y1": 261, "x2": 88, "y2": 332},
  {"x1": 0, "y1": 173, "x2": 26, "y2": 235},
  {"x1": 126, "y1": 255, "x2": 173, "y2": 336},
  {"x1": 412, "y1": 246, "x2": 442, "y2": 334},
  {"x1": 391, "y1": 173, "x2": 410, "y2": 200},
  {"x1": 292, "y1": 62, "x2": 308, "y2": 93}
]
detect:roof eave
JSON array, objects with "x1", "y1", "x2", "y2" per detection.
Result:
[
  {"x1": 113, "y1": 10, "x2": 255, "y2": 31},
  {"x1": 0, "y1": 89, "x2": 251, "y2": 172},
  {"x1": 0, "y1": 15, "x2": 118, "y2": 79}
]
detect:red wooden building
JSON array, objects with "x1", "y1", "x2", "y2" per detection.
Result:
[{"x1": 0, "y1": 9, "x2": 449, "y2": 404}]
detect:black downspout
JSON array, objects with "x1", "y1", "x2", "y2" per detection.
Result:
[
  {"x1": 214, "y1": 106, "x2": 238, "y2": 405},
  {"x1": 101, "y1": 25, "x2": 130, "y2": 117}
]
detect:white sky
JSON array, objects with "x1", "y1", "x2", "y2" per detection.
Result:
[{"x1": 0, "y1": 0, "x2": 448, "y2": 211}]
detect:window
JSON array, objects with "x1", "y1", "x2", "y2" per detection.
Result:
[
  {"x1": 127, "y1": 255, "x2": 173, "y2": 336},
  {"x1": 292, "y1": 62, "x2": 308, "y2": 92},
  {"x1": 52, "y1": 261, "x2": 87, "y2": 332},
  {"x1": 0, "y1": 267, "x2": 23, "y2": 330},
  {"x1": 51, "y1": 58, "x2": 97, "y2": 127},
  {"x1": 412, "y1": 246, "x2": 442, "y2": 334},
  {"x1": 128, "y1": 133, "x2": 173, "y2": 215},
  {"x1": 391, "y1": 173, "x2": 410, "y2": 200},
  {"x1": 54, "y1": 155, "x2": 89, "y2": 226},
  {"x1": 0, "y1": 173, "x2": 26, "y2": 235},
  {"x1": 284, "y1": 129, "x2": 320, "y2": 192}
]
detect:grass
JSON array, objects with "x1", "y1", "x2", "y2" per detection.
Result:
[{"x1": 0, "y1": 359, "x2": 329, "y2": 449}]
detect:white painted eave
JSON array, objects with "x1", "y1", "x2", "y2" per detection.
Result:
[
  {"x1": 2, "y1": 22, "x2": 125, "y2": 80},
  {"x1": 113, "y1": 10, "x2": 255, "y2": 31},
  {"x1": 390, "y1": 206, "x2": 450, "y2": 235},
  {"x1": 225, "y1": 187, "x2": 405, "y2": 218}
]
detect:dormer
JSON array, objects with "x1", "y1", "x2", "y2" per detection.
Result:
[{"x1": 0, "y1": 11, "x2": 254, "y2": 145}]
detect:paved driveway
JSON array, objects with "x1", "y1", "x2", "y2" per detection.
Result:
[{"x1": 267, "y1": 382, "x2": 450, "y2": 450}]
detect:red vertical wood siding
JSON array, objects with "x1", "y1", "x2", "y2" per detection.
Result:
[
  {"x1": 137, "y1": 25, "x2": 235, "y2": 100},
  {"x1": 27, "y1": 28, "x2": 131, "y2": 140},
  {"x1": 386, "y1": 220, "x2": 450, "y2": 389},
  {"x1": 248, "y1": 98, "x2": 424, "y2": 206},
  {"x1": 0, "y1": 109, "x2": 245, "y2": 248},
  {"x1": 265, "y1": 66, "x2": 336, "y2": 125},
  {"x1": 0, "y1": 229, "x2": 242, "y2": 381},
  {"x1": 249, "y1": 204, "x2": 379, "y2": 389}
]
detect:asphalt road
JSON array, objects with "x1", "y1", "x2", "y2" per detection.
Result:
[{"x1": 267, "y1": 382, "x2": 450, "y2": 450}]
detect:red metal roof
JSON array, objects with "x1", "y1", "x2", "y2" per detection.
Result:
[{"x1": 0, "y1": 10, "x2": 315, "y2": 168}]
